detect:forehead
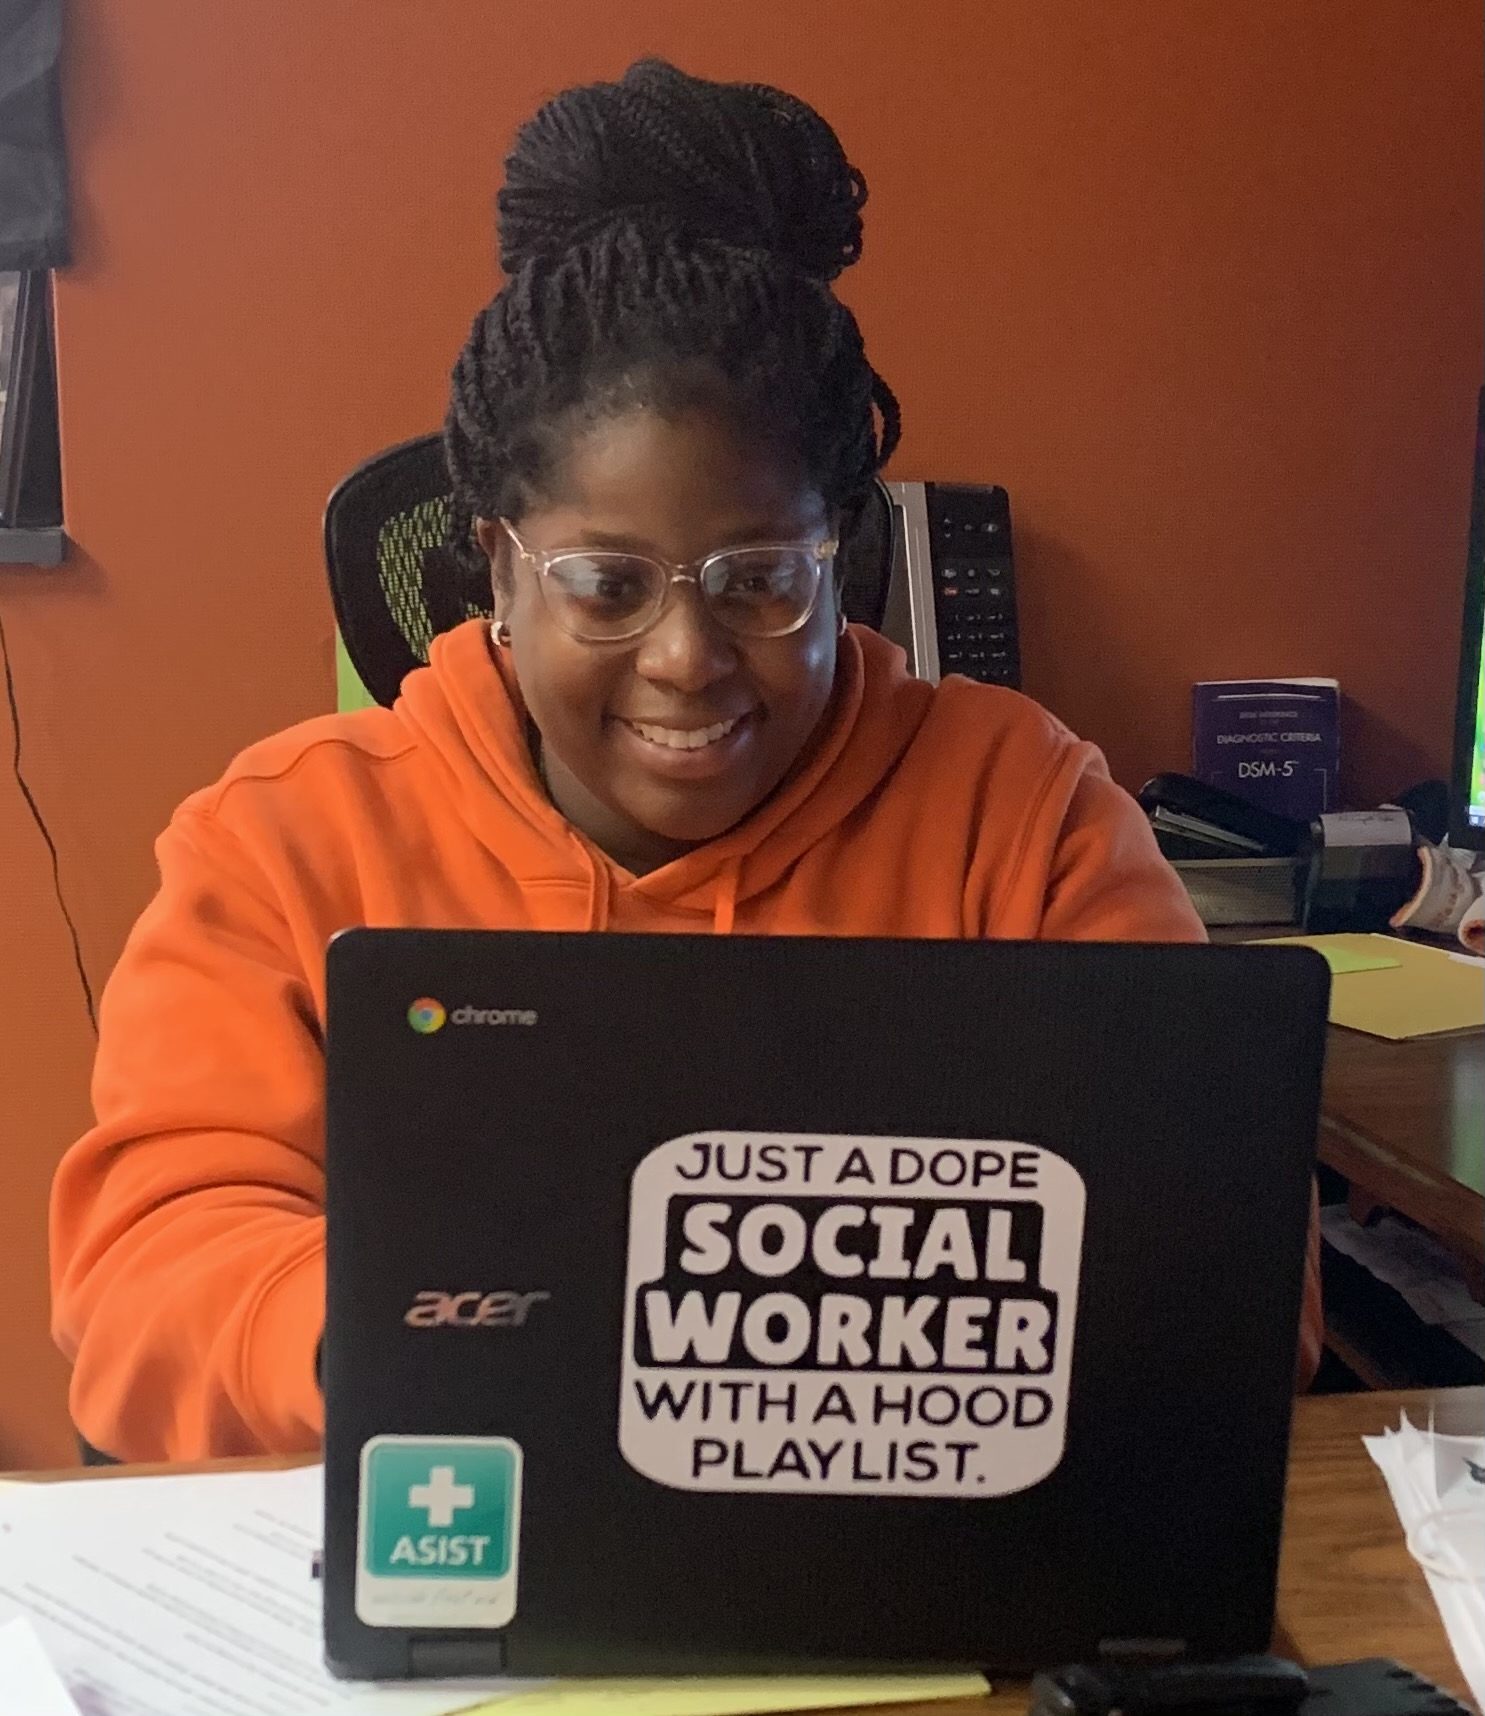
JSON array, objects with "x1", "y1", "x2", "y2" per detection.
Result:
[{"x1": 525, "y1": 406, "x2": 825, "y2": 555}]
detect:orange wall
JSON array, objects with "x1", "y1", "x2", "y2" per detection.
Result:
[{"x1": 0, "y1": 0, "x2": 1479, "y2": 1464}]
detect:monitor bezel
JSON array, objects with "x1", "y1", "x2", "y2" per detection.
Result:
[{"x1": 1448, "y1": 386, "x2": 1485, "y2": 852}]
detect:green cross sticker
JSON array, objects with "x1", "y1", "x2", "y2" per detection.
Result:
[{"x1": 357, "y1": 1436, "x2": 523, "y2": 1628}]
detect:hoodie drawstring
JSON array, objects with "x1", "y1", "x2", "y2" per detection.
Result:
[
  {"x1": 712, "y1": 857, "x2": 741, "y2": 936},
  {"x1": 581, "y1": 846, "x2": 612, "y2": 931}
]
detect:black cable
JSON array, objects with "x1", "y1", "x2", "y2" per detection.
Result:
[{"x1": 0, "y1": 603, "x2": 98, "y2": 1035}]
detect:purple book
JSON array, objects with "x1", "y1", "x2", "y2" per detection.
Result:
[{"x1": 1192, "y1": 678, "x2": 1340, "y2": 821}]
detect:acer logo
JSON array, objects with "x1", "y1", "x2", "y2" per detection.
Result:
[{"x1": 404, "y1": 1290, "x2": 550, "y2": 1329}]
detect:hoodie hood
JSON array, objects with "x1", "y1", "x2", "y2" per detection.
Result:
[{"x1": 395, "y1": 618, "x2": 934, "y2": 931}]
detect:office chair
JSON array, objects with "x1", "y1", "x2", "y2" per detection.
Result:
[{"x1": 325, "y1": 434, "x2": 896, "y2": 709}]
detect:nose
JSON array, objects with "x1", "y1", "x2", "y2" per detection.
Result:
[{"x1": 631, "y1": 581, "x2": 739, "y2": 695}]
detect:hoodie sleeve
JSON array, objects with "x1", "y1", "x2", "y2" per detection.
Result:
[
  {"x1": 50, "y1": 806, "x2": 326, "y2": 1461},
  {"x1": 1024, "y1": 744, "x2": 1324, "y2": 1390},
  {"x1": 1035, "y1": 746, "x2": 1207, "y2": 943}
]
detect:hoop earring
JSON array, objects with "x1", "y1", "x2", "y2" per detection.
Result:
[
  {"x1": 837, "y1": 610, "x2": 848, "y2": 638},
  {"x1": 491, "y1": 619, "x2": 511, "y2": 648}
]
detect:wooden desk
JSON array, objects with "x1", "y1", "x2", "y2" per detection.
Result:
[
  {"x1": 12, "y1": 1389, "x2": 1475, "y2": 1716},
  {"x1": 917, "y1": 1387, "x2": 1475, "y2": 1715},
  {"x1": 1320, "y1": 1027, "x2": 1485, "y2": 1293},
  {"x1": 1270, "y1": 1387, "x2": 1475, "y2": 1704},
  {"x1": 1217, "y1": 928, "x2": 1485, "y2": 1284}
]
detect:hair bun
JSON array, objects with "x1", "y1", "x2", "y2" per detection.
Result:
[{"x1": 498, "y1": 58, "x2": 867, "y2": 283}]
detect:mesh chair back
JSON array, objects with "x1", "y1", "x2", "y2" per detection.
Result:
[
  {"x1": 325, "y1": 434, "x2": 894, "y2": 709},
  {"x1": 325, "y1": 435, "x2": 484, "y2": 709}
]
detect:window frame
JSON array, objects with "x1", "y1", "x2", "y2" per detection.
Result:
[{"x1": 0, "y1": 269, "x2": 63, "y2": 565}]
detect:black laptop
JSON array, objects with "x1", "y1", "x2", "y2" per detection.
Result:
[{"x1": 321, "y1": 931, "x2": 1328, "y2": 1682}]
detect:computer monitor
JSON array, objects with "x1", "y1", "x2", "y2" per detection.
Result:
[{"x1": 1450, "y1": 386, "x2": 1485, "y2": 851}]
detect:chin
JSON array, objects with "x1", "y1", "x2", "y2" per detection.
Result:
[
  {"x1": 626, "y1": 788, "x2": 764, "y2": 847},
  {"x1": 640, "y1": 808, "x2": 753, "y2": 847}
]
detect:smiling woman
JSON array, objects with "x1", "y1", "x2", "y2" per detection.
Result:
[{"x1": 48, "y1": 59, "x2": 1313, "y2": 1466}]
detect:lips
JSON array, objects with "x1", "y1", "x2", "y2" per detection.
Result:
[{"x1": 619, "y1": 713, "x2": 750, "y2": 752}]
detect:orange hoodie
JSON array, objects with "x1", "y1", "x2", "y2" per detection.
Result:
[{"x1": 51, "y1": 620, "x2": 1320, "y2": 1460}]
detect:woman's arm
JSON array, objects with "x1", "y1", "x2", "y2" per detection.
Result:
[{"x1": 50, "y1": 809, "x2": 327, "y2": 1461}]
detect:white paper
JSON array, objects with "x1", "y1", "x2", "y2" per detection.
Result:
[
  {"x1": 1203, "y1": 678, "x2": 1339, "y2": 690},
  {"x1": 1365, "y1": 1415, "x2": 1485, "y2": 1707},
  {"x1": 0, "y1": 1614, "x2": 84, "y2": 1714},
  {"x1": 1319, "y1": 1208, "x2": 1485, "y2": 1359},
  {"x1": 0, "y1": 1465, "x2": 533, "y2": 1716},
  {"x1": 0, "y1": 1472, "x2": 982, "y2": 1716},
  {"x1": 1318, "y1": 808, "x2": 1412, "y2": 850},
  {"x1": 0, "y1": 1466, "x2": 324, "y2": 1527}
]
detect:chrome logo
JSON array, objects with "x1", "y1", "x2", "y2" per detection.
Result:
[{"x1": 407, "y1": 998, "x2": 447, "y2": 1035}]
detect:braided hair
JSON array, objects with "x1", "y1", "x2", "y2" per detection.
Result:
[{"x1": 444, "y1": 59, "x2": 900, "y2": 588}]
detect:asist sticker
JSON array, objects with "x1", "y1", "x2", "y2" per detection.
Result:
[
  {"x1": 355, "y1": 1436, "x2": 521, "y2": 1629},
  {"x1": 619, "y1": 1132, "x2": 1085, "y2": 1499}
]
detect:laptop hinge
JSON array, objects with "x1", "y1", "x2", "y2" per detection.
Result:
[{"x1": 409, "y1": 1637, "x2": 506, "y2": 1677}]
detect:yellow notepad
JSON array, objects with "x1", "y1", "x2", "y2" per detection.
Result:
[
  {"x1": 457, "y1": 1674, "x2": 989, "y2": 1715},
  {"x1": 1263, "y1": 934, "x2": 1485, "y2": 1040}
]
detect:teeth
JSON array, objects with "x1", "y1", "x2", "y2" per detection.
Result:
[{"x1": 628, "y1": 716, "x2": 742, "y2": 751}]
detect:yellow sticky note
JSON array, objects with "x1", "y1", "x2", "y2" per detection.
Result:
[
  {"x1": 454, "y1": 1674, "x2": 989, "y2": 1716},
  {"x1": 1258, "y1": 934, "x2": 1403, "y2": 976}
]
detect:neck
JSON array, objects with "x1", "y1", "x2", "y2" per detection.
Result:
[{"x1": 534, "y1": 737, "x2": 694, "y2": 877}]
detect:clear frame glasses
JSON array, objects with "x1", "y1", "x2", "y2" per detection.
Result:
[{"x1": 501, "y1": 519, "x2": 838, "y2": 644}]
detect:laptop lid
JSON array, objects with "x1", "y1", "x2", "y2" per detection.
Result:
[{"x1": 322, "y1": 932, "x2": 1327, "y2": 1681}]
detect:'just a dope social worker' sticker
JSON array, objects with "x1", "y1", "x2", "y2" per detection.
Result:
[{"x1": 619, "y1": 1132, "x2": 1085, "y2": 1498}]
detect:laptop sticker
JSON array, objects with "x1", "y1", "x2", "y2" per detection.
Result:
[
  {"x1": 355, "y1": 1435, "x2": 522, "y2": 1629},
  {"x1": 620, "y1": 1132, "x2": 1085, "y2": 1498}
]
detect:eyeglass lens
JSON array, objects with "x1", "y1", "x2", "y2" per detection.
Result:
[{"x1": 544, "y1": 548, "x2": 821, "y2": 640}]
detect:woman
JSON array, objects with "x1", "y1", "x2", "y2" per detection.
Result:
[{"x1": 51, "y1": 60, "x2": 1318, "y2": 1462}]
